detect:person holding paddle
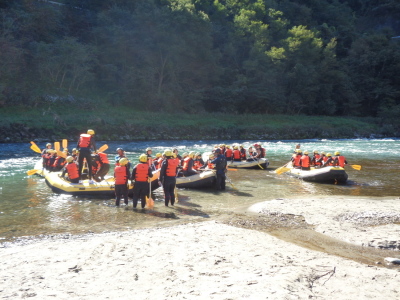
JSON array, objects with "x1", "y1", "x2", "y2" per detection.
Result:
[
  {"x1": 333, "y1": 151, "x2": 348, "y2": 167},
  {"x1": 131, "y1": 154, "x2": 153, "y2": 209},
  {"x1": 76, "y1": 129, "x2": 96, "y2": 182}
]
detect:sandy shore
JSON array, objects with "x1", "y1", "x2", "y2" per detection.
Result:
[{"x1": 1, "y1": 197, "x2": 400, "y2": 299}]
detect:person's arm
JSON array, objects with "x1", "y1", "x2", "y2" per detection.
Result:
[
  {"x1": 159, "y1": 160, "x2": 167, "y2": 182},
  {"x1": 91, "y1": 137, "x2": 96, "y2": 152}
]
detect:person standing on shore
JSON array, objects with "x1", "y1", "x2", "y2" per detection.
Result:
[
  {"x1": 211, "y1": 148, "x2": 227, "y2": 190},
  {"x1": 76, "y1": 129, "x2": 96, "y2": 182},
  {"x1": 131, "y1": 154, "x2": 153, "y2": 209},
  {"x1": 114, "y1": 158, "x2": 130, "y2": 206},
  {"x1": 159, "y1": 149, "x2": 179, "y2": 206}
]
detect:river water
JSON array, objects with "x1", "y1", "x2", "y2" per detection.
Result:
[{"x1": 0, "y1": 139, "x2": 399, "y2": 242}]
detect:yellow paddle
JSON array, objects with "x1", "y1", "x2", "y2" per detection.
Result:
[
  {"x1": 275, "y1": 162, "x2": 291, "y2": 175},
  {"x1": 175, "y1": 186, "x2": 179, "y2": 203},
  {"x1": 29, "y1": 141, "x2": 41, "y2": 154},
  {"x1": 226, "y1": 175, "x2": 238, "y2": 190},
  {"x1": 54, "y1": 142, "x2": 60, "y2": 152},
  {"x1": 62, "y1": 139, "x2": 68, "y2": 149},
  {"x1": 251, "y1": 157, "x2": 264, "y2": 169},
  {"x1": 98, "y1": 144, "x2": 108, "y2": 152},
  {"x1": 147, "y1": 179, "x2": 154, "y2": 208},
  {"x1": 350, "y1": 165, "x2": 362, "y2": 171},
  {"x1": 57, "y1": 150, "x2": 67, "y2": 158},
  {"x1": 26, "y1": 169, "x2": 39, "y2": 176}
]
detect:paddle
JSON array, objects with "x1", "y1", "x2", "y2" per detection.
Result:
[
  {"x1": 29, "y1": 141, "x2": 41, "y2": 154},
  {"x1": 175, "y1": 186, "x2": 179, "y2": 203},
  {"x1": 275, "y1": 162, "x2": 291, "y2": 175},
  {"x1": 54, "y1": 142, "x2": 60, "y2": 152},
  {"x1": 98, "y1": 144, "x2": 108, "y2": 152},
  {"x1": 62, "y1": 139, "x2": 68, "y2": 149},
  {"x1": 26, "y1": 169, "x2": 38, "y2": 176},
  {"x1": 350, "y1": 164, "x2": 362, "y2": 171},
  {"x1": 226, "y1": 174, "x2": 238, "y2": 190},
  {"x1": 251, "y1": 157, "x2": 264, "y2": 169}
]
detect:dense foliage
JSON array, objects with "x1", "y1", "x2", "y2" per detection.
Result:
[{"x1": 1, "y1": 0, "x2": 400, "y2": 123}]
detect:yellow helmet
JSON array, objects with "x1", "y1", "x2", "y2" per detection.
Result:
[
  {"x1": 66, "y1": 156, "x2": 74, "y2": 163},
  {"x1": 63, "y1": 148, "x2": 68, "y2": 152},
  {"x1": 46, "y1": 149, "x2": 53, "y2": 153},
  {"x1": 189, "y1": 151, "x2": 195, "y2": 158},
  {"x1": 163, "y1": 149, "x2": 173, "y2": 157},
  {"x1": 220, "y1": 144, "x2": 225, "y2": 147},
  {"x1": 321, "y1": 151, "x2": 326, "y2": 155},
  {"x1": 233, "y1": 146, "x2": 238, "y2": 150},
  {"x1": 156, "y1": 153, "x2": 162, "y2": 158},
  {"x1": 226, "y1": 145, "x2": 231, "y2": 149},
  {"x1": 172, "y1": 153, "x2": 177, "y2": 158},
  {"x1": 139, "y1": 154, "x2": 148, "y2": 163},
  {"x1": 334, "y1": 151, "x2": 340, "y2": 156},
  {"x1": 182, "y1": 152, "x2": 188, "y2": 157},
  {"x1": 296, "y1": 149, "x2": 302, "y2": 153},
  {"x1": 327, "y1": 153, "x2": 332, "y2": 157},
  {"x1": 87, "y1": 129, "x2": 95, "y2": 135},
  {"x1": 304, "y1": 151, "x2": 309, "y2": 155},
  {"x1": 313, "y1": 150, "x2": 319, "y2": 154},
  {"x1": 119, "y1": 158, "x2": 129, "y2": 166}
]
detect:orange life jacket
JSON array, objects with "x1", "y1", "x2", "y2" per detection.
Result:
[
  {"x1": 207, "y1": 161, "x2": 215, "y2": 169},
  {"x1": 66, "y1": 163, "x2": 79, "y2": 179},
  {"x1": 193, "y1": 160, "x2": 202, "y2": 170},
  {"x1": 98, "y1": 152, "x2": 109, "y2": 164},
  {"x1": 155, "y1": 157, "x2": 163, "y2": 169},
  {"x1": 166, "y1": 158, "x2": 179, "y2": 177},
  {"x1": 301, "y1": 155, "x2": 310, "y2": 168},
  {"x1": 53, "y1": 156, "x2": 66, "y2": 168},
  {"x1": 225, "y1": 148, "x2": 233, "y2": 158},
  {"x1": 293, "y1": 154, "x2": 301, "y2": 167},
  {"x1": 135, "y1": 163, "x2": 149, "y2": 182},
  {"x1": 182, "y1": 157, "x2": 192, "y2": 171},
  {"x1": 336, "y1": 156, "x2": 346, "y2": 167},
  {"x1": 313, "y1": 154, "x2": 321, "y2": 165},
  {"x1": 233, "y1": 150, "x2": 241, "y2": 160},
  {"x1": 115, "y1": 165, "x2": 128, "y2": 185},
  {"x1": 78, "y1": 134, "x2": 91, "y2": 148}
]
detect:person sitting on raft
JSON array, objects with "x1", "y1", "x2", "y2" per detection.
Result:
[
  {"x1": 322, "y1": 153, "x2": 335, "y2": 167},
  {"x1": 42, "y1": 143, "x2": 52, "y2": 156},
  {"x1": 300, "y1": 151, "x2": 311, "y2": 170},
  {"x1": 333, "y1": 151, "x2": 348, "y2": 168},
  {"x1": 225, "y1": 145, "x2": 233, "y2": 161},
  {"x1": 60, "y1": 156, "x2": 80, "y2": 183},
  {"x1": 246, "y1": 146, "x2": 256, "y2": 162},
  {"x1": 172, "y1": 148, "x2": 182, "y2": 160},
  {"x1": 232, "y1": 146, "x2": 242, "y2": 162},
  {"x1": 131, "y1": 154, "x2": 153, "y2": 209},
  {"x1": 312, "y1": 150, "x2": 321, "y2": 168},
  {"x1": 52, "y1": 149, "x2": 67, "y2": 171},
  {"x1": 239, "y1": 145, "x2": 246, "y2": 160},
  {"x1": 291, "y1": 149, "x2": 302, "y2": 169},
  {"x1": 93, "y1": 149, "x2": 110, "y2": 182},
  {"x1": 182, "y1": 152, "x2": 198, "y2": 176},
  {"x1": 193, "y1": 152, "x2": 204, "y2": 170},
  {"x1": 201, "y1": 153, "x2": 215, "y2": 170},
  {"x1": 153, "y1": 153, "x2": 163, "y2": 170},
  {"x1": 145, "y1": 147, "x2": 155, "y2": 170}
]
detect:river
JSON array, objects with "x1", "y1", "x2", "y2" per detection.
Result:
[{"x1": 0, "y1": 139, "x2": 399, "y2": 242}]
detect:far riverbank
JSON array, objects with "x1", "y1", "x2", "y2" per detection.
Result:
[{"x1": 1, "y1": 106, "x2": 398, "y2": 143}]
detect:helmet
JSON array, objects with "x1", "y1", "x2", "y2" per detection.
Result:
[
  {"x1": 189, "y1": 151, "x2": 195, "y2": 158},
  {"x1": 139, "y1": 154, "x2": 147, "y2": 163},
  {"x1": 182, "y1": 152, "x2": 188, "y2": 157},
  {"x1": 163, "y1": 149, "x2": 173, "y2": 157},
  {"x1": 334, "y1": 151, "x2": 340, "y2": 156},
  {"x1": 226, "y1": 145, "x2": 231, "y2": 149},
  {"x1": 195, "y1": 152, "x2": 201, "y2": 156},
  {"x1": 156, "y1": 153, "x2": 162, "y2": 158},
  {"x1": 87, "y1": 129, "x2": 95, "y2": 135},
  {"x1": 119, "y1": 158, "x2": 129, "y2": 166},
  {"x1": 209, "y1": 153, "x2": 214, "y2": 158},
  {"x1": 313, "y1": 150, "x2": 319, "y2": 154},
  {"x1": 72, "y1": 148, "x2": 77, "y2": 152},
  {"x1": 214, "y1": 148, "x2": 221, "y2": 154},
  {"x1": 47, "y1": 149, "x2": 54, "y2": 153},
  {"x1": 234, "y1": 146, "x2": 238, "y2": 150},
  {"x1": 146, "y1": 147, "x2": 152, "y2": 152},
  {"x1": 116, "y1": 148, "x2": 124, "y2": 152},
  {"x1": 254, "y1": 143, "x2": 259, "y2": 147},
  {"x1": 66, "y1": 156, "x2": 74, "y2": 163},
  {"x1": 220, "y1": 144, "x2": 225, "y2": 147},
  {"x1": 304, "y1": 151, "x2": 309, "y2": 155},
  {"x1": 240, "y1": 145, "x2": 243, "y2": 148},
  {"x1": 321, "y1": 151, "x2": 326, "y2": 155},
  {"x1": 172, "y1": 153, "x2": 177, "y2": 158},
  {"x1": 296, "y1": 149, "x2": 302, "y2": 153},
  {"x1": 46, "y1": 143, "x2": 51, "y2": 147},
  {"x1": 63, "y1": 148, "x2": 68, "y2": 153},
  {"x1": 327, "y1": 153, "x2": 332, "y2": 157}
]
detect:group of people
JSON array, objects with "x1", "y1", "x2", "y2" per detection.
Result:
[{"x1": 291, "y1": 144, "x2": 348, "y2": 170}]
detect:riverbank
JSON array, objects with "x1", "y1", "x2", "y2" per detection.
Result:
[
  {"x1": 1, "y1": 197, "x2": 399, "y2": 299},
  {"x1": 1, "y1": 106, "x2": 396, "y2": 143}
]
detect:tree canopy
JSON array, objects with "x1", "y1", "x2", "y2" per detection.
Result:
[{"x1": 1, "y1": 0, "x2": 400, "y2": 119}]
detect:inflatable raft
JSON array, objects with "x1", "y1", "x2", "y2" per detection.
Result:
[
  {"x1": 228, "y1": 158, "x2": 269, "y2": 169},
  {"x1": 282, "y1": 166, "x2": 348, "y2": 184},
  {"x1": 176, "y1": 170, "x2": 216, "y2": 189}
]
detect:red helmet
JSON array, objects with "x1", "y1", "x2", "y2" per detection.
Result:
[{"x1": 254, "y1": 143, "x2": 259, "y2": 147}]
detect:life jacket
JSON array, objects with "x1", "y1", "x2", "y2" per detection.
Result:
[
  {"x1": 66, "y1": 163, "x2": 79, "y2": 179},
  {"x1": 53, "y1": 156, "x2": 66, "y2": 168},
  {"x1": 47, "y1": 155, "x2": 56, "y2": 167},
  {"x1": 220, "y1": 147, "x2": 226, "y2": 155},
  {"x1": 155, "y1": 157, "x2": 163, "y2": 169},
  {"x1": 134, "y1": 163, "x2": 149, "y2": 182},
  {"x1": 166, "y1": 158, "x2": 179, "y2": 177},
  {"x1": 207, "y1": 161, "x2": 215, "y2": 169},
  {"x1": 182, "y1": 157, "x2": 192, "y2": 171},
  {"x1": 78, "y1": 134, "x2": 91, "y2": 148},
  {"x1": 322, "y1": 156, "x2": 328, "y2": 163},
  {"x1": 313, "y1": 154, "x2": 321, "y2": 166},
  {"x1": 115, "y1": 165, "x2": 128, "y2": 185},
  {"x1": 336, "y1": 156, "x2": 346, "y2": 167},
  {"x1": 98, "y1": 152, "x2": 109, "y2": 164},
  {"x1": 301, "y1": 155, "x2": 310, "y2": 168},
  {"x1": 233, "y1": 150, "x2": 241, "y2": 160},
  {"x1": 260, "y1": 147, "x2": 266, "y2": 158},
  {"x1": 193, "y1": 160, "x2": 202, "y2": 170},
  {"x1": 225, "y1": 148, "x2": 233, "y2": 158},
  {"x1": 240, "y1": 148, "x2": 246, "y2": 159},
  {"x1": 293, "y1": 154, "x2": 301, "y2": 167}
]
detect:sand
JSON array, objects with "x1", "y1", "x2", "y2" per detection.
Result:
[{"x1": 1, "y1": 197, "x2": 400, "y2": 299}]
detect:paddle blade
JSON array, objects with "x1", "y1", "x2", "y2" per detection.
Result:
[
  {"x1": 98, "y1": 144, "x2": 108, "y2": 152},
  {"x1": 275, "y1": 166, "x2": 291, "y2": 175},
  {"x1": 54, "y1": 142, "x2": 60, "y2": 152},
  {"x1": 351, "y1": 165, "x2": 362, "y2": 171},
  {"x1": 62, "y1": 139, "x2": 68, "y2": 149},
  {"x1": 146, "y1": 196, "x2": 154, "y2": 208},
  {"x1": 29, "y1": 142, "x2": 41, "y2": 154},
  {"x1": 26, "y1": 169, "x2": 38, "y2": 176},
  {"x1": 57, "y1": 150, "x2": 67, "y2": 158},
  {"x1": 227, "y1": 168, "x2": 238, "y2": 171},
  {"x1": 174, "y1": 187, "x2": 179, "y2": 203}
]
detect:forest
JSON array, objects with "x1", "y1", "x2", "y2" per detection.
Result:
[{"x1": 1, "y1": 0, "x2": 400, "y2": 132}]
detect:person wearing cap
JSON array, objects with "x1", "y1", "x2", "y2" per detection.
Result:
[
  {"x1": 41, "y1": 143, "x2": 52, "y2": 155},
  {"x1": 211, "y1": 148, "x2": 227, "y2": 190},
  {"x1": 41, "y1": 143, "x2": 52, "y2": 169},
  {"x1": 239, "y1": 145, "x2": 246, "y2": 160},
  {"x1": 114, "y1": 158, "x2": 130, "y2": 206},
  {"x1": 76, "y1": 129, "x2": 96, "y2": 182},
  {"x1": 159, "y1": 149, "x2": 179, "y2": 206},
  {"x1": 246, "y1": 146, "x2": 256, "y2": 161},
  {"x1": 93, "y1": 149, "x2": 110, "y2": 182}
]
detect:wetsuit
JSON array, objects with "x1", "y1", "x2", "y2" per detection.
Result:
[
  {"x1": 211, "y1": 154, "x2": 227, "y2": 190},
  {"x1": 76, "y1": 134, "x2": 96, "y2": 180},
  {"x1": 159, "y1": 157, "x2": 179, "y2": 206}
]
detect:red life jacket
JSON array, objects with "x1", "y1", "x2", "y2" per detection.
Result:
[
  {"x1": 114, "y1": 165, "x2": 128, "y2": 184},
  {"x1": 193, "y1": 160, "x2": 201, "y2": 170},
  {"x1": 53, "y1": 156, "x2": 66, "y2": 168},
  {"x1": 207, "y1": 161, "x2": 215, "y2": 169},
  {"x1": 166, "y1": 158, "x2": 179, "y2": 176},
  {"x1": 135, "y1": 163, "x2": 149, "y2": 182},
  {"x1": 293, "y1": 154, "x2": 301, "y2": 167},
  {"x1": 322, "y1": 156, "x2": 328, "y2": 163},
  {"x1": 98, "y1": 152, "x2": 109, "y2": 164},
  {"x1": 260, "y1": 148, "x2": 266, "y2": 158},
  {"x1": 225, "y1": 148, "x2": 233, "y2": 158},
  {"x1": 78, "y1": 134, "x2": 91, "y2": 148},
  {"x1": 66, "y1": 163, "x2": 79, "y2": 180},
  {"x1": 301, "y1": 155, "x2": 310, "y2": 168},
  {"x1": 147, "y1": 155, "x2": 153, "y2": 167},
  {"x1": 232, "y1": 150, "x2": 241, "y2": 160},
  {"x1": 182, "y1": 157, "x2": 192, "y2": 171},
  {"x1": 313, "y1": 154, "x2": 321, "y2": 166},
  {"x1": 336, "y1": 156, "x2": 346, "y2": 167},
  {"x1": 240, "y1": 148, "x2": 246, "y2": 159}
]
